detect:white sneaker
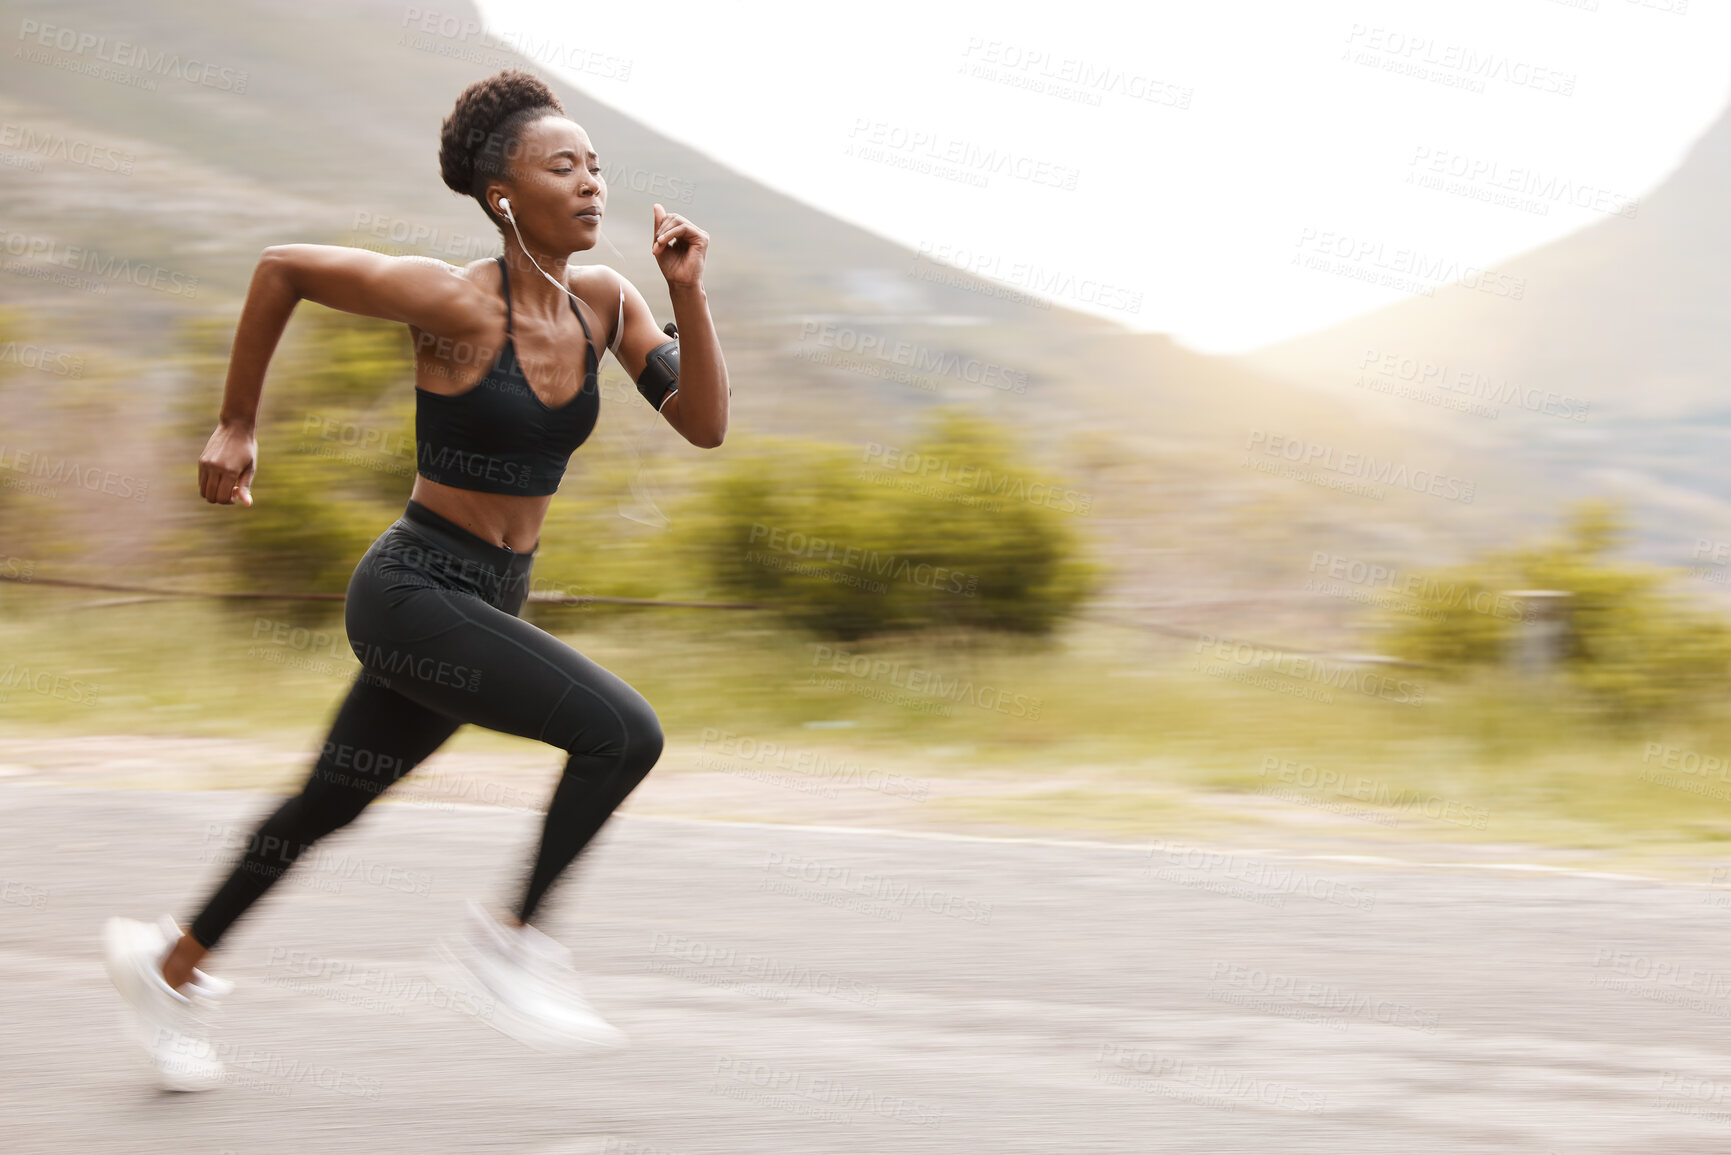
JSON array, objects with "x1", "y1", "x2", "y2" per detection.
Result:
[
  {"x1": 437, "y1": 901, "x2": 626, "y2": 1052},
  {"x1": 102, "y1": 915, "x2": 230, "y2": 1092},
  {"x1": 153, "y1": 916, "x2": 236, "y2": 1000}
]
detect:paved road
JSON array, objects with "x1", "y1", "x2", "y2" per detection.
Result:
[{"x1": 3, "y1": 783, "x2": 1729, "y2": 1154}]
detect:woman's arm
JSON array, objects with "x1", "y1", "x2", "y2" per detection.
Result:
[
  {"x1": 603, "y1": 205, "x2": 728, "y2": 449},
  {"x1": 198, "y1": 245, "x2": 488, "y2": 505},
  {"x1": 659, "y1": 281, "x2": 727, "y2": 449},
  {"x1": 607, "y1": 274, "x2": 729, "y2": 449}
]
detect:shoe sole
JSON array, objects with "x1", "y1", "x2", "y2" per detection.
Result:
[{"x1": 433, "y1": 940, "x2": 628, "y2": 1054}]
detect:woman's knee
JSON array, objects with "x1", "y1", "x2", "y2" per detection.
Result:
[
  {"x1": 560, "y1": 693, "x2": 662, "y2": 776},
  {"x1": 627, "y1": 709, "x2": 665, "y2": 775}
]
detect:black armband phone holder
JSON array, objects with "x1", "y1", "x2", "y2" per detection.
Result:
[{"x1": 636, "y1": 321, "x2": 679, "y2": 411}]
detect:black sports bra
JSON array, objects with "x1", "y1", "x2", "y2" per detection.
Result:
[{"x1": 414, "y1": 256, "x2": 601, "y2": 496}]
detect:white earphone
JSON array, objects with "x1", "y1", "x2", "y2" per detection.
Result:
[{"x1": 494, "y1": 195, "x2": 629, "y2": 354}]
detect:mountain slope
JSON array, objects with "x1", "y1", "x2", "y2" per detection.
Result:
[{"x1": 1241, "y1": 95, "x2": 1731, "y2": 558}]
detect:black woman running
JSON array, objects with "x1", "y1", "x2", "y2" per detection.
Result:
[{"x1": 102, "y1": 68, "x2": 728, "y2": 1090}]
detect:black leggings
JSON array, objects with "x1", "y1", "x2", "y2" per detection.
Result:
[{"x1": 187, "y1": 500, "x2": 663, "y2": 951}]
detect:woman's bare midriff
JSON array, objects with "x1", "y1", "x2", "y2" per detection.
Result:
[
  {"x1": 409, "y1": 475, "x2": 553, "y2": 553},
  {"x1": 405, "y1": 261, "x2": 597, "y2": 554}
]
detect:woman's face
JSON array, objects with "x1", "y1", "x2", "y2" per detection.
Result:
[{"x1": 495, "y1": 115, "x2": 606, "y2": 252}]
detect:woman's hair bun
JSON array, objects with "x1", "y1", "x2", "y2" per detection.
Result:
[{"x1": 439, "y1": 69, "x2": 564, "y2": 199}]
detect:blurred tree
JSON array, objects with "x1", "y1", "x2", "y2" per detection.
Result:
[
  {"x1": 694, "y1": 408, "x2": 1099, "y2": 639},
  {"x1": 1381, "y1": 500, "x2": 1731, "y2": 718},
  {"x1": 285, "y1": 304, "x2": 415, "y2": 414},
  {"x1": 1515, "y1": 502, "x2": 1731, "y2": 718},
  {"x1": 171, "y1": 306, "x2": 413, "y2": 617}
]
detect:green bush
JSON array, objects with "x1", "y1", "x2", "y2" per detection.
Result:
[
  {"x1": 692, "y1": 409, "x2": 1099, "y2": 639},
  {"x1": 172, "y1": 306, "x2": 412, "y2": 609},
  {"x1": 226, "y1": 450, "x2": 390, "y2": 597},
  {"x1": 515, "y1": 436, "x2": 692, "y2": 623},
  {"x1": 1381, "y1": 501, "x2": 1731, "y2": 718}
]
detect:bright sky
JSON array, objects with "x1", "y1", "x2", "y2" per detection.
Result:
[{"x1": 474, "y1": 0, "x2": 1731, "y2": 354}]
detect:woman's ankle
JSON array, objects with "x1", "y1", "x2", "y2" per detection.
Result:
[{"x1": 161, "y1": 932, "x2": 209, "y2": 991}]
